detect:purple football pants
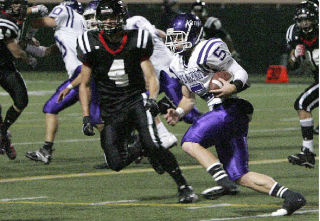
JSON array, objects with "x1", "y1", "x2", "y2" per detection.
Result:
[
  {"x1": 43, "y1": 65, "x2": 102, "y2": 126},
  {"x1": 181, "y1": 101, "x2": 250, "y2": 181},
  {"x1": 159, "y1": 70, "x2": 201, "y2": 124}
]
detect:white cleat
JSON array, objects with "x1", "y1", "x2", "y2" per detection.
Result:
[
  {"x1": 160, "y1": 132, "x2": 178, "y2": 149},
  {"x1": 271, "y1": 208, "x2": 288, "y2": 216}
]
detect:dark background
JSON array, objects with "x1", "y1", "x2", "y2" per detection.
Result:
[{"x1": 18, "y1": 3, "x2": 298, "y2": 76}]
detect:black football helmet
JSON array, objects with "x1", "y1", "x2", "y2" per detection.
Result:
[
  {"x1": 4, "y1": 0, "x2": 28, "y2": 20},
  {"x1": 191, "y1": 0, "x2": 208, "y2": 21},
  {"x1": 95, "y1": 0, "x2": 128, "y2": 35},
  {"x1": 294, "y1": 0, "x2": 318, "y2": 33}
]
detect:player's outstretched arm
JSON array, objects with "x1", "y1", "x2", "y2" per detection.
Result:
[
  {"x1": 5, "y1": 38, "x2": 32, "y2": 65},
  {"x1": 79, "y1": 64, "x2": 92, "y2": 117},
  {"x1": 165, "y1": 86, "x2": 195, "y2": 125},
  {"x1": 79, "y1": 64, "x2": 95, "y2": 136},
  {"x1": 30, "y1": 17, "x2": 56, "y2": 29}
]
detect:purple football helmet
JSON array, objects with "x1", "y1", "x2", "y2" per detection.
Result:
[
  {"x1": 83, "y1": 0, "x2": 100, "y2": 30},
  {"x1": 61, "y1": 0, "x2": 83, "y2": 14},
  {"x1": 165, "y1": 13, "x2": 203, "y2": 54}
]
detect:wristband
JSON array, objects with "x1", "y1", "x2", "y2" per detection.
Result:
[
  {"x1": 231, "y1": 80, "x2": 243, "y2": 93},
  {"x1": 176, "y1": 107, "x2": 185, "y2": 119},
  {"x1": 67, "y1": 84, "x2": 73, "y2": 89},
  {"x1": 31, "y1": 7, "x2": 39, "y2": 14}
]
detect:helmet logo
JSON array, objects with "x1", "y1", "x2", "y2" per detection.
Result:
[{"x1": 185, "y1": 20, "x2": 201, "y2": 28}]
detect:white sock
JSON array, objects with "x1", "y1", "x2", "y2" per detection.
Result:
[
  {"x1": 302, "y1": 140, "x2": 314, "y2": 153},
  {"x1": 157, "y1": 122, "x2": 170, "y2": 136}
]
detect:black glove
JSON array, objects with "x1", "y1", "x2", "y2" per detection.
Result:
[
  {"x1": 82, "y1": 116, "x2": 95, "y2": 136},
  {"x1": 145, "y1": 98, "x2": 160, "y2": 117},
  {"x1": 157, "y1": 96, "x2": 176, "y2": 114}
]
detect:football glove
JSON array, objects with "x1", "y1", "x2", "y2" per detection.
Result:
[
  {"x1": 145, "y1": 98, "x2": 160, "y2": 117},
  {"x1": 82, "y1": 116, "x2": 95, "y2": 136},
  {"x1": 157, "y1": 96, "x2": 176, "y2": 114},
  {"x1": 31, "y1": 5, "x2": 49, "y2": 17}
]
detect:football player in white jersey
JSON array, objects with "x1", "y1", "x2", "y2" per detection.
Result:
[
  {"x1": 25, "y1": 0, "x2": 102, "y2": 164},
  {"x1": 164, "y1": 13, "x2": 306, "y2": 216}
]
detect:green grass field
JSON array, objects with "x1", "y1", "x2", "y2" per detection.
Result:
[{"x1": 0, "y1": 72, "x2": 318, "y2": 221}]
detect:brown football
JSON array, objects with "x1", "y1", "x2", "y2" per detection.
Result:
[{"x1": 209, "y1": 71, "x2": 233, "y2": 90}]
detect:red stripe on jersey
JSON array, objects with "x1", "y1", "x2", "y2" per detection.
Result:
[
  {"x1": 300, "y1": 36, "x2": 318, "y2": 47},
  {"x1": 99, "y1": 31, "x2": 128, "y2": 56}
]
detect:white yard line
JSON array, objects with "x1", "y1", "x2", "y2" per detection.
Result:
[
  {"x1": 200, "y1": 209, "x2": 319, "y2": 221},
  {"x1": 90, "y1": 200, "x2": 139, "y2": 206},
  {"x1": 0, "y1": 196, "x2": 47, "y2": 201},
  {"x1": 0, "y1": 90, "x2": 54, "y2": 96}
]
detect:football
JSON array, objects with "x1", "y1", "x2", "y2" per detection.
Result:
[{"x1": 209, "y1": 71, "x2": 233, "y2": 90}]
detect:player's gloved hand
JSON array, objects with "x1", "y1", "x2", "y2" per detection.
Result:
[
  {"x1": 31, "y1": 5, "x2": 48, "y2": 16},
  {"x1": 145, "y1": 98, "x2": 160, "y2": 117},
  {"x1": 27, "y1": 56, "x2": 37, "y2": 69},
  {"x1": 82, "y1": 116, "x2": 95, "y2": 136},
  {"x1": 294, "y1": 44, "x2": 305, "y2": 58}
]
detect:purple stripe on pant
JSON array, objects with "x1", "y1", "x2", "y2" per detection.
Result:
[
  {"x1": 43, "y1": 65, "x2": 102, "y2": 126},
  {"x1": 181, "y1": 101, "x2": 250, "y2": 181},
  {"x1": 159, "y1": 70, "x2": 201, "y2": 124}
]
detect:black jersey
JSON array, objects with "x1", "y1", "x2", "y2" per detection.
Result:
[
  {"x1": 286, "y1": 23, "x2": 319, "y2": 78},
  {"x1": 0, "y1": 11, "x2": 20, "y2": 68},
  {"x1": 77, "y1": 29, "x2": 153, "y2": 116},
  {"x1": 203, "y1": 16, "x2": 228, "y2": 40}
]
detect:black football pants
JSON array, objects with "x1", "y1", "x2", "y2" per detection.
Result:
[
  {"x1": 100, "y1": 99, "x2": 181, "y2": 173},
  {"x1": 0, "y1": 69, "x2": 28, "y2": 110}
]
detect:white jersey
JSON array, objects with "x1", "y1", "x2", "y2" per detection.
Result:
[
  {"x1": 169, "y1": 38, "x2": 248, "y2": 110},
  {"x1": 49, "y1": 5, "x2": 85, "y2": 78},
  {"x1": 125, "y1": 16, "x2": 174, "y2": 78}
]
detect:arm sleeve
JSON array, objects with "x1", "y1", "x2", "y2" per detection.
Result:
[
  {"x1": 76, "y1": 33, "x2": 92, "y2": 66},
  {"x1": 205, "y1": 41, "x2": 232, "y2": 70},
  {"x1": 140, "y1": 30, "x2": 154, "y2": 60},
  {"x1": 285, "y1": 24, "x2": 296, "y2": 50},
  {"x1": 223, "y1": 59, "x2": 248, "y2": 89}
]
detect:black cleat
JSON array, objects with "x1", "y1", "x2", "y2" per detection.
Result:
[
  {"x1": 288, "y1": 148, "x2": 316, "y2": 168},
  {"x1": 178, "y1": 185, "x2": 198, "y2": 203},
  {"x1": 0, "y1": 130, "x2": 16, "y2": 160},
  {"x1": 201, "y1": 185, "x2": 239, "y2": 200},
  {"x1": 93, "y1": 162, "x2": 110, "y2": 169},
  {"x1": 25, "y1": 147, "x2": 53, "y2": 164},
  {"x1": 272, "y1": 192, "x2": 306, "y2": 216}
]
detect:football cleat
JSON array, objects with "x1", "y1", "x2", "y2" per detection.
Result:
[
  {"x1": 25, "y1": 147, "x2": 53, "y2": 165},
  {"x1": 272, "y1": 192, "x2": 306, "y2": 216},
  {"x1": 201, "y1": 185, "x2": 239, "y2": 200},
  {"x1": 288, "y1": 148, "x2": 316, "y2": 168},
  {"x1": 178, "y1": 185, "x2": 198, "y2": 203},
  {"x1": 159, "y1": 132, "x2": 178, "y2": 149},
  {"x1": 0, "y1": 130, "x2": 16, "y2": 160}
]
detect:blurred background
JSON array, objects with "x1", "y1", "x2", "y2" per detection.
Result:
[{"x1": 18, "y1": 0, "x2": 304, "y2": 78}]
